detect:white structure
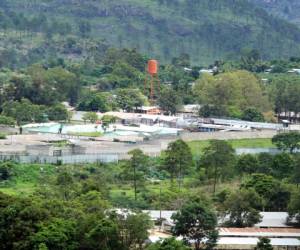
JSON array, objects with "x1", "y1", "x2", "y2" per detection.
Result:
[{"x1": 143, "y1": 211, "x2": 300, "y2": 249}]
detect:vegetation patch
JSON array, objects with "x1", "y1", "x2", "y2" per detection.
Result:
[
  {"x1": 70, "y1": 132, "x2": 103, "y2": 137},
  {"x1": 188, "y1": 138, "x2": 274, "y2": 156},
  {"x1": 0, "y1": 133, "x2": 7, "y2": 140}
]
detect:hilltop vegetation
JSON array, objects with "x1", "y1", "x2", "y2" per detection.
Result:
[
  {"x1": 1, "y1": 0, "x2": 300, "y2": 65},
  {"x1": 1, "y1": 46, "x2": 300, "y2": 125},
  {"x1": 253, "y1": 0, "x2": 300, "y2": 26}
]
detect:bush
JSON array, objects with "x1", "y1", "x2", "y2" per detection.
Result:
[
  {"x1": 0, "y1": 133, "x2": 7, "y2": 140},
  {"x1": 0, "y1": 161, "x2": 15, "y2": 181},
  {"x1": 82, "y1": 112, "x2": 98, "y2": 123},
  {"x1": 0, "y1": 115, "x2": 16, "y2": 126},
  {"x1": 47, "y1": 104, "x2": 70, "y2": 121},
  {"x1": 241, "y1": 107, "x2": 264, "y2": 122}
]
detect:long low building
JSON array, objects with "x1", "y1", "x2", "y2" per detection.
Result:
[
  {"x1": 143, "y1": 211, "x2": 300, "y2": 250},
  {"x1": 217, "y1": 237, "x2": 300, "y2": 250},
  {"x1": 210, "y1": 118, "x2": 283, "y2": 131}
]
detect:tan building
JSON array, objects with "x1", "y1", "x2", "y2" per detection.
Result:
[{"x1": 135, "y1": 106, "x2": 161, "y2": 115}]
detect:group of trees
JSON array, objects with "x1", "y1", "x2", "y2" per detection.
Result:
[
  {"x1": 120, "y1": 134, "x2": 300, "y2": 226},
  {"x1": 1, "y1": 99, "x2": 70, "y2": 125},
  {"x1": 0, "y1": 48, "x2": 200, "y2": 124},
  {"x1": 0, "y1": 161, "x2": 155, "y2": 250},
  {"x1": 0, "y1": 191, "x2": 153, "y2": 250},
  {"x1": 0, "y1": 160, "x2": 221, "y2": 250},
  {"x1": 269, "y1": 74, "x2": 300, "y2": 118},
  {"x1": 1, "y1": 132, "x2": 300, "y2": 249},
  {"x1": 194, "y1": 70, "x2": 271, "y2": 120},
  {"x1": 2, "y1": 41, "x2": 300, "y2": 126}
]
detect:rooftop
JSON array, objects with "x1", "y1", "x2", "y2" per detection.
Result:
[
  {"x1": 219, "y1": 227, "x2": 300, "y2": 237},
  {"x1": 143, "y1": 211, "x2": 295, "y2": 228},
  {"x1": 217, "y1": 237, "x2": 300, "y2": 247}
]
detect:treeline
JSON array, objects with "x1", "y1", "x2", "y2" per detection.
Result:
[
  {"x1": 0, "y1": 50, "x2": 198, "y2": 125},
  {"x1": 0, "y1": 9, "x2": 91, "y2": 38},
  {"x1": 2, "y1": 0, "x2": 300, "y2": 65},
  {"x1": 194, "y1": 51, "x2": 300, "y2": 120},
  {"x1": 1, "y1": 46, "x2": 300, "y2": 125}
]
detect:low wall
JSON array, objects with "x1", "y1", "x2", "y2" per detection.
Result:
[
  {"x1": 236, "y1": 148, "x2": 280, "y2": 155},
  {"x1": 180, "y1": 130, "x2": 277, "y2": 141},
  {"x1": 0, "y1": 154, "x2": 119, "y2": 164}
]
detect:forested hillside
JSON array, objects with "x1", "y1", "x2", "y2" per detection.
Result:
[
  {"x1": 252, "y1": 0, "x2": 300, "y2": 26},
  {"x1": 1, "y1": 0, "x2": 300, "y2": 66}
]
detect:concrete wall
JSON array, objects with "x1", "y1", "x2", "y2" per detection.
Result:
[
  {"x1": 26, "y1": 145, "x2": 87, "y2": 156},
  {"x1": 26, "y1": 145, "x2": 53, "y2": 156},
  {"x1": 180, "y1": 130, "x2": 277, "y2": 141},
  {"x1": 236, "y1": 148, "x2": 280, "y2": 155},
  {"x1": 0, "y1": 154, "x2": 119, "y2": 164}
]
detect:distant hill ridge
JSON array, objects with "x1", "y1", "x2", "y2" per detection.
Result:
[
  {"x1": 252, "y1": 0, "x2": 300, "y2": 26},
  {"x1": 1, "y1": 0, "x2": 300, "y2": 65}
]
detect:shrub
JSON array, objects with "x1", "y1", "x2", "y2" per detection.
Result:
[
  {"x1": 0, "y1": 161, "x2": 15, "y2": 181},
  {"x1": 0, "y1": 115, "x2": 16, "y2": 126},
  {"x1": 0, "y1": 133, "x2": 7, "y2": 140}
]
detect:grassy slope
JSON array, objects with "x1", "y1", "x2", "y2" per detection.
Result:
[
  {"x1": 0, "y1": 164, "x2": 56, "y2": 196},
  {"x1": 2, "y1": 0, "x2": 300, "y2": 64}
]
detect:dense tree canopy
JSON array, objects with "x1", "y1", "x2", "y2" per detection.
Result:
[
  {"x1": 171, "y1": 198, "x2": 218, "y2": 250},
  {"x1": 194, "y1": 71, "x2": 271, "y2": 118},
  {"x1": 221, "y1": 189, "x2": 263, "y2": 227},
  {"x1": 147, "y1": 238, "x2": 191, "y2": 250},
  {"x1": 272, "y1": 132, "x2": 300, "y2": 153}
]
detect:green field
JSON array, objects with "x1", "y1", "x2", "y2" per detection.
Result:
[
  {"x1": 188, "y1": 138, "x2": 274, "y2": 156},
  {"x1": 0, "y1": 163, "x2": 56, "y2": 197},
  {"x1": 70, "y1": 132, "x2": 103, "y2": 137}
]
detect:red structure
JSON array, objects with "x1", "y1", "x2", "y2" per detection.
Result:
[
  {"x1": 145, "y1": 59, "x2": 160, "y2": 104},
  {"x1": 148, "y1": 60, "x2": 158, "y2": 75}
]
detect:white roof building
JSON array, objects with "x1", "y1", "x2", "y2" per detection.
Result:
[{"x1": 144, "y1": 211, "x2": 300, "y2": 249}]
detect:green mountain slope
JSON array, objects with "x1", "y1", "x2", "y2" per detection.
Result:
[
  {"x1": 1, "y1": 0, "x2": 300, "y2": 65},
  {"x1": 252, "y1": 0, "x2": 300, "y2": 26}
]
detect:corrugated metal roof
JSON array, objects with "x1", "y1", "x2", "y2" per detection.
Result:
[
  {"x1": 143, "y1": 211, "x2": 293, "y2": 228},
  {"x1": 212, "y1": 118, "x2": 283, "y2": 130},
  {"x1": 218, "y1": 237, "x2": 300, "y2": 246},
  {"x1": 256, "y1": 212, "x2": 291, "y2": 227},
  {"x1": 219, "y1": 227, "x2": 300, "y2": 237}
]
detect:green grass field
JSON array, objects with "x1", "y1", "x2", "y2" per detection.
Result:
[
  {"x1": 188, "y1": 138, "x2": 274, "y2": 156},
  {"x1": 0, "y1": 163, "x2": 56, "y2": 196},
  {"x1": 70, "y1": 132, "x2": 103, "y2": 137}
]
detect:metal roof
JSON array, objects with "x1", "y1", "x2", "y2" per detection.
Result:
[
  {"x1": 143, "y1": 211, "x2": 293, "y2": 228},
  {"x1": 256, "y1": 212, "x2": 290, "y2": 228},
  {"x1": 219, "y1": 228, "x2": 300, "y2": 237},
  {"x1": 218, "y1": 237, "x2": 300, "y2": 246},
  {"x1": 211, "y1": 118, "x2": 283, "y2": 130}
]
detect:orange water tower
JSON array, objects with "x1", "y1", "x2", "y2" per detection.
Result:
[
  {"x1": 148, "y1": 60, "x2": 158, "y2": 75},
  {"x1": 145, "y1": 59, "x2": 160, "y2": 104}
]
